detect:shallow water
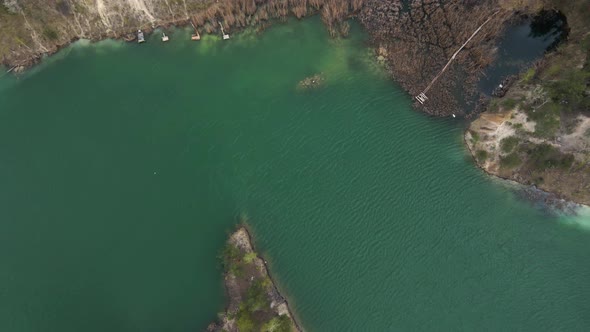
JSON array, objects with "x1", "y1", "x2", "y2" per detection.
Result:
[
  {"x1": 0, "y1": 18, "x2": 589, "y2": 331},
  {"x1": 479, "y1": 16, "x2": 565, "y2": 94}
]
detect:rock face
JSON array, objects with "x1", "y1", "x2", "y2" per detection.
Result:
[{"x1": 210, "y1": 226, "x2": 301, "y2": 332}]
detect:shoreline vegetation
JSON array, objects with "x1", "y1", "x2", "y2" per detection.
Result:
[
  {"x1": 466, "y1": 0, "x2": 590, "y2": 206},
  {"x1": 0, "y1": 3, "x2": 587, "y2": 200},
  {"x1": 208, "y1": 223, "x2": 301, "y2": 332},
  {"x1": 0, "y1": 1, "x2": 567, "y2": 117}
]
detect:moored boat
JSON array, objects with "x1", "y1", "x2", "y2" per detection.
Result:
[{"x1": 137, "y1": 30, "x2": 145, "y2": 43}]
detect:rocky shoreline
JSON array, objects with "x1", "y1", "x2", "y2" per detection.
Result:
[
  {"x1": 208, "y1": 225, "x2": 301, "y2": 332},
  {"x1": 464, "y1": 0, "x2": 590, "y2": 207},
  {"x1": 2, "y1": 0, "x2": 587, "y2": 206}
]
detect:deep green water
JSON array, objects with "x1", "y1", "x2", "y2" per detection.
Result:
[{"x1": 1, "y1": 18, "x2": 589, "y2": 331}]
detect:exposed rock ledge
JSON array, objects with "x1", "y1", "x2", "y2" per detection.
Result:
[{"x1": 208, "y1": 226, "x2": 301, "y2": 332}]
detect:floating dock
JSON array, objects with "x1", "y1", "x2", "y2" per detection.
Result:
[
  {"x1": 162, "y1": 33, "x2": 169, "y2": 42},
  {"x1": 137, "y1": 30, "x2": 145, "y2": 43}
]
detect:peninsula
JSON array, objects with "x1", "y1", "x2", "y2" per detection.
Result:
[
  {"x1": 466, "y1": 0, "x2": 590, "y2": 205},
  {"x1": 208, "y1": 226, "x2": 300, "y2": 332}
]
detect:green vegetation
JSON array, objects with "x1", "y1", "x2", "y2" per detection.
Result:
[
  {"x1": 262, "y1": 316, "x2": 293, "y2": 332},
  {"x1": 475, "y1": 150, "x2": 488, "y2": 163},
  {"x1": 488, "y1": 99, "x2": 500, "y2": 113},
  {"x1": 521, "y1": 68, "x2": 536, "y2": 84},
  {"x1": 500, "y1": 136, "x2": 520, "y2": 153},
  {"x1": 501, "y1": 98, "x2": 518, "y2": 110},
  {"x1": 585, "y1": 128, "x2": 590, "y2": 138},
  {"x1": 524, "y1": 143, "x2": 574, "y2": 170},
  {"x1": 525, "y1": 102, "x2": 561, "y2": 138},
  {"x1": 243, "y1": 252, "x2": 257, "y2": 264},
  {"x1": 470, "y1": 131, "x2": 480, "y2": 144},
  {"x1": 218, "y1": 231, "x2": 295, "y2": 332},
  {"x1": 500, "y1": 152, "x2": 522, "y2": 169},
  {"x1": 544, "y1": 63, "x2": 562, "y2": 78},
  {"x1": 545, "y1": 69, "x2": 590, "y2": 111},
  {"x1": 234, "y1": 274, "x2": 286, "y2": 332},
  {"x1": 0, "y1": 4, "x2": 10, "y2": 15},
  {"x1": 221, "y1": 243, "x2": 244, "y2": 277},
  {"x1": 43, "y1": 28, "x2": 59, "y2": 41}
]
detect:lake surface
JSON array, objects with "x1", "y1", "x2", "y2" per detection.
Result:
[{"x1": 1, "y1": 17, "x2": 589, "y2": 331}]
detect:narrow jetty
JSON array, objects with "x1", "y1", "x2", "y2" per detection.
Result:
[
  {"x1": 137, "y1": 30, "x2": 145, "y2": 43},
  {"x1": 219, "y1": 21, "x2": 230, "y2": 40},
  {"x1": 207, "y1": 226, "x2": 301, "y2": 332}
]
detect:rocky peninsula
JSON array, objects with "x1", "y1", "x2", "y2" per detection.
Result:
[{"x1": 208, "y1": 226, "x2": 300, "y2": 332}]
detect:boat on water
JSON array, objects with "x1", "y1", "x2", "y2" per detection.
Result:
[
  {"x1": 162, "y1": 33, "x2": 169, "y2": 42},
  {"x1": 137, "y1": 30, "x2": 145, "y2": 43}
]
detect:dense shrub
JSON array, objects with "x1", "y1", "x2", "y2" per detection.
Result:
[
  {"x1": 475, "y1": 150, "x2": 488, "y2": 163},
  {"x1": 500, "y1": 152, "x2": 522, "y2": 169},
  {"x1": 526, "y1": 102, "x2": 561, "y2": 138},
  {"x1": 501, "y1": 98, "x2": 518, "y2": 110},
  {"x1": 500, "y1": 136, "x2": 520, "y2": 153},
  {"x1": 525, "y1": 143, "x2": 574, "y2": 170},
  {"x1": 521, "y1": 68, "x2": 536, "y2": 84}
]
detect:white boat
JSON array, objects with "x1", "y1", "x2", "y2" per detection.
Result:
[
  {"x1": 162, "y1": 33, "x2": 169, "y2": 42},
  {"x1": 137, "y1": 30, "x2": 145, "y2": 43}
]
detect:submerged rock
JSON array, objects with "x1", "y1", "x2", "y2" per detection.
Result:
[{"x1": 297, "y1": 73, "x2": 325, "y2": 90}]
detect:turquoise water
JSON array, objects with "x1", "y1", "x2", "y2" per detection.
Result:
[{"x1": 1, "y1": 18, "x2": 589, "y2": 331}]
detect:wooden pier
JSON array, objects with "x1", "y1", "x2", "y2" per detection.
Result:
[
  {"x1": 415, "y1": 11, "x2": 500, "y2": 105},
  {"x1": 219, "y1": 21, "x2": 230, "y2": 40}
]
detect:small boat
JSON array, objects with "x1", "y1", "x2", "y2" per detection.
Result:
[
  {"x1": 137, "y1": 30, "x2": 145, "y2": 43},
  {"x1": 161, "y1": 33, "x2": 169, "y2": 42}
]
